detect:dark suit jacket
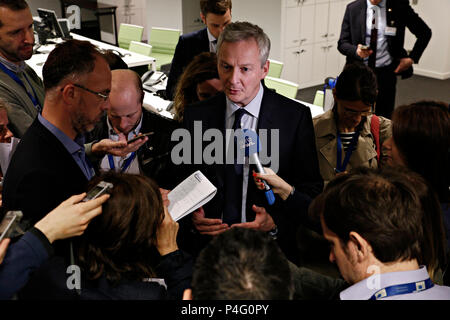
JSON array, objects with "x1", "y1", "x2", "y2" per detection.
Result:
[
  {"x1": 2, "y1": 118, "x2": 88, "y2": 228},
  {"x1": 165, "y1": 28, "x2": 210, "y2": 100},
  {"x1": 85, "y1": 108, "x2": 180, "y2": 190},
  {"x1": 181, "y1": 89, "x2": 323, "y2": 263},
  {"x1": 338, "y1": 0, "x2": 431, "y2": 78}
]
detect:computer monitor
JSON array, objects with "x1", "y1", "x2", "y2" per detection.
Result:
[
  {"x1": 37, "y1": 8, "x2": 64, "y2": 40},
  {"x1": 57, "y1": 18, "x2": 72, "y2": 39}
]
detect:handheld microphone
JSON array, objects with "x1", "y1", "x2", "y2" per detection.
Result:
[{"x1": 242, "y1": 129, "x2": 275, "y2": 205}]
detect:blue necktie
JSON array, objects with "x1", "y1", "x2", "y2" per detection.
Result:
[{"x1": 223, "y1": 108, "x2": 246, "y2": 225}]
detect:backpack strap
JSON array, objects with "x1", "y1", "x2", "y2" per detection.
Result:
[{"x1": 370, "y1": 114, "x2": 380, "y2": 162}]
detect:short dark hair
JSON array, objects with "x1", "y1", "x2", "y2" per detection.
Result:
[
  {"x1": 0, "y1": 0, "x2": 29, "y2": 28},
  {"x1": 77, "y1": 172, "x2": 164, "y2": 285},
  {"x1": 335, "y1": 62, "x2": 378, "y2": 107},
  {"x1": 42, "y1": 39, "x2": 105, "y2": 90},
  {"x1": 192, "y1": 228, "x2": 294, "y2": 299},
  {"x1": 391, "y1": 100, "x2": 450, "y2": 202},
  {"x1": 321, "y1": 167, "x2": 423, "y2": 264},
  {"x1": 200, "y1": 0, "x2": 232, "y2": 16},
  {"x1": 101, "y1": 49, "x2": 128, "y2": 70}
]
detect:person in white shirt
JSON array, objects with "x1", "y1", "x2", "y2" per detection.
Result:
[{"x1": 319, "y1": 167, "x2": 450, "y2": 300}]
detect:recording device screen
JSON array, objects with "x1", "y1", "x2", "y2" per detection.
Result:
[
  {"x1": 37, "y1": 8, "x2": 64, "y2": 40},
  {"x1": 0, "y1": 211, "x2": 22, "y2": 242}
]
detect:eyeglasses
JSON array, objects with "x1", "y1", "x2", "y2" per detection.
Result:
[
  {"x1": 343, "y1": 106, "x2": 373, "y2": 117},
  {"x1": 72, "y1": 84, "x2": 109, "y2": 101}
]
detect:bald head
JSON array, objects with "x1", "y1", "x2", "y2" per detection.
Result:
[{"x1": 108, "y1": 69, "x2": 144, "y2": 135}]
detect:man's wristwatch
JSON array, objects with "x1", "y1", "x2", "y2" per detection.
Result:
[{"x1": 268, "y1": 226, "x2": 278, "y2": 240}]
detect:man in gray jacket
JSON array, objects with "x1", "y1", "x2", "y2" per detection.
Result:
[{"x1": 0, "y1": 0, "x2": 45, "y2": 138}]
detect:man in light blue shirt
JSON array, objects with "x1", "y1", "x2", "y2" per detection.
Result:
[{"x1": 319, "y1": 167, "x2": 450, "y2": 300}]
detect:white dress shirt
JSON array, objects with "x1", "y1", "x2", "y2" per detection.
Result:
[
  {"x1": 365, "y1": 0, "x2": 392, "y2": 68},
  {"x1": 225, "y1": 83, "x2": 264, "y2": 222}
]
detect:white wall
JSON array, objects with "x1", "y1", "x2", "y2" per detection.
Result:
[
  {"x1": 147, "y1": 0, "x2": 183, "y2": 41},
  {"x1": 232, "y1": 0, "x2": 282, "y2": 61},
  {"x1": 405, "y1": 0, "x2": 450, "y2": 79}
]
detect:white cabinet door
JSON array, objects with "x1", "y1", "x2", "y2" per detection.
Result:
[
  {"x1": 284, "y1": 7, "x2": 301, "y2": 48},
  {"x1": 286, "y1": 0, "x2": 301, "y2": 7},
  {"x1": 312, "y1": 42, "x2": 328, "y2": 85},
  {"x1": 314, "y1": 2, "x2": 329, "y2": 43},
  {"x1": 327, "y1": 0, "x2": 344, "y2": 42},
  {"x1": 298, "y1": 43, "x2": 315, "y2": 88},
  {"x1": 299, "y1": 4, "x2": 315, "y2": 45},
  {"x1": 283, "y1": 47, "x2": 301, "y2": 83},
  {"x1": 326, "y1": 42, "x2": 342, "y2": 78}
]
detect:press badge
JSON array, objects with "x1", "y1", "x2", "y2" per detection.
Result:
[{"x1": 385, "y1": 26, "x2": 396, "y2": 36}]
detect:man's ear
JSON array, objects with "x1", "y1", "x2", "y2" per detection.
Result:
[
  {"x1": 200, "y1": 12, "x2": 207, "y2": 25},
  {"x1": 60, "y1": 83, "x2": 77, "y2": 106},
  {"x1": 261, "y1": 60, "x2": 269, "y2": 79},
  {"x1": 183, "y1": 288, "x2": 193, "y2": 300},
  {"x1": 348, "y1": 231, "x2": 371, "y2": 263}
]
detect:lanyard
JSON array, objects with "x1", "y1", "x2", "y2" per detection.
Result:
[
  {"x1": 370, "y1": 278, "x2": 434, "y2": 300},
  {"x1": 336, "y1": 131, "x2": 360, "y2": 173},
  {"x1": 0, "y1": 62, "x2": 42, "y2": 112},
  {"x1": 108, "y1": 152, "x2": 136, "y2": 173}
]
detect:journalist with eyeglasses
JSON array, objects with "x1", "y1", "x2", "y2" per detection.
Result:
[{"x1": 253, "y1": 63, "x2": 392, "y2": 195}]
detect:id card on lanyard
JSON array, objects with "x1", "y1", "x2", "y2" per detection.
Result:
[{"x1": 0, "y1": 62, "x2": 42, "y2": 112}]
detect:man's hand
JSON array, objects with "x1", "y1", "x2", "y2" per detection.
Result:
[
  {"x1": 356, "y1": 44, "x2": 373, "y2": 59},
  {"x1": 394, "y1": 57, "x2": 414, "y2": 74},
  {"x1": 0, "y1": 238, "x2": 10, "y2": 265},
  {"x1": 91, "y1": 133, "x2": 148, "y2": 158},
  {"x1": 192, "y1": 207, "x2": 229, "y2": 236},
  {"x1": 230, "y1": 205, "x2": 275, "y2": 232}
]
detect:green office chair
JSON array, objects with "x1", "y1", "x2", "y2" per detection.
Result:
[
  {"x1": 267, "y1": 59, "x2": 284, "y2": 78},
  {"x1": 149, "y1": 27, "x2": 181, "y2": 71},
  {"x1": 118, "y1": 23, "x2": 144, "y2": 50},
  {"x1": 264, "y1": 76, "x2": 299, "y2": 99},
  {"x1": 313, "y1": 90, "x2": 324, "y2": 107},
  {"x1": 128, "y1": 41, "x2": 152, "y2": 56}
]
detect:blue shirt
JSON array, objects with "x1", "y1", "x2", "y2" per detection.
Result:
[{"x1": 38, "y1": 114, "x2": 93, "y2": 180}]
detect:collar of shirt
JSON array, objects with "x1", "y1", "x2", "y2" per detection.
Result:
[
  {"x1": 366, "y1": 0, "x2": 386, "y2": 9},
  {"x1": 206, "y1": 28, "x2": 218, "y2": 53},
  {"x1": 225, "y1": 82, "x2": 264, "y2": 130},
  {"x1": 0, "y1": 55, "x2": 26, "y2": 74},
  {"x1": 38, "y1": 113, "x2": 85, "y2": 155},
  {"x1": 340, "y1": 266, "x2": 430, "y2": 300}
]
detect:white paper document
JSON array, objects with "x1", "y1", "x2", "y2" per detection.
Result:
[{"x1": 168, "y1": 171, "x2": 217, "y2": 221}]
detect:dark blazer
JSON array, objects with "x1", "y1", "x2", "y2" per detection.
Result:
[
  {"x1": 2, "y1": 118, "x2": 88, "y2": 227},
  {"x1": 165, "y1": 28, "x2": 210, "y2": 100},
  {"x1": 338, "y1": 0, "x2": 431, "y2": 78},
  {"x1": 85, "y1": 108, "x2": 180, "y2": 190},
  {"x1": 181, "y1": 89, "x2": 323, "y2": 263}
]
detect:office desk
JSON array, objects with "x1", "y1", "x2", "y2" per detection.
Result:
[
  {"x1": 28, "y1": 33, "x2": 155, "y2": 78},
  {"x1": 60, "y1": 0, "x2": 118, "y2": 46}
]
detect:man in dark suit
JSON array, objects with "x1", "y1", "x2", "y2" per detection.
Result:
[
  {"x1": 2, "y1": 40, "x2": 144, "y2": 228},
  {"x1": 180, "y1": 22, "x2": 323, "y2": 264},
  {"x1": 338, "y1": 0, "x2": 431, "y2": 119},
  {"x1": 165, "y1": 0, "x2": 232, "y2": 100},
  {"x1": 86, "y1": 69, "x2": 179, "y2": 189}
]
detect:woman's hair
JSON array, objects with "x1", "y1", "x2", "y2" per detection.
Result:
[
  {"x1": 173, "y1": 52, "x2": 219, "y2": 122},
  {"x1": 77, "y1": 172, "x2": 165, "y2": 284},
  {"x1": 334, "y1": 62, "x2": 378, "y2": 106},
  {"x1": 391, "y1": 100, "x2": 450, "y2": 202}
]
